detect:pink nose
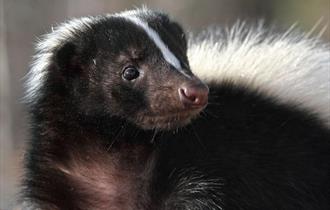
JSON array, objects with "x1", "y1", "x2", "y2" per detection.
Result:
[{"x1": 178, "y1": 83, "x2": 209, "y2": 108}]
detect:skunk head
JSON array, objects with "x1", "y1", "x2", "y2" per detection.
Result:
[{"x1": 25, "y1": 8, "x2": 208, "y2": 130}]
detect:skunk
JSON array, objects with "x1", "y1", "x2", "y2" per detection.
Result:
[{"x1": 21, "y1": 8, "x2": 330, "y2": 210}]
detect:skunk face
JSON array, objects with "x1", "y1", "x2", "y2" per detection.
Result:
[{"x1": 38, "y1": 10, "x2": 208, "y2": 130}]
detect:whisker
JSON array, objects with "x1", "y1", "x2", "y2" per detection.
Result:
[
  {"x1": 207, "y1": 102, "x2": 223, "y2": 106},
  {"x1": 197, "y1": 112, "x2": 208, "y2": 120},
  {"x1": 150, "y1": 129, "x2": 159, "y2": 143},
  {"x1": 106, "y1": 122, "x2": 127, "y2": 152},
  {"x1": 203, "y1": 110, "x2": 219, "y2": 119}
]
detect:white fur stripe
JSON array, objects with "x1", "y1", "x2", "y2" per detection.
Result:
[
  {"x1": 123, "y1": 15, "x2": 190, "y2": 77},
  {"x1": 125, "y1": 16, "x2": 181, "y2": 69},
  {"x1": 188, "y1": 23, "x2": 330, "y2": 127}
]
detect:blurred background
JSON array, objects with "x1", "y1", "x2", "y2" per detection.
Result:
[{"x1": 0, "y1": 0, "x2": 329, "y2": 209}]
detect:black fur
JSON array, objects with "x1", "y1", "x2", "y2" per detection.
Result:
[
  {"x1": 22, "y1": 9, "x2": 330, "y2": 210},
  {"x1": 156, "y1": 83, "x2": 330, "y2": 209}
]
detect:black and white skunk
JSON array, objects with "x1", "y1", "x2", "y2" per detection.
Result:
[{"x1": 21, "y1": 8, "x2": 330, "y2": 210}]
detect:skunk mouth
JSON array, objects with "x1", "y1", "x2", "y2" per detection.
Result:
[{"x1": 135, "y1": 108, "x2": 203, "y2": 130}]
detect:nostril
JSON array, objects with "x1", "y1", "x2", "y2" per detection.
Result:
[
  {"x1": 179, "y1": 88, "x2": 197, "y2": 103},
  {"x1": 178, "y1": 84, "x2": 209, "y2": 108}
]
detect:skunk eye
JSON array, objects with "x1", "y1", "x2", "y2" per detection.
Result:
[{"x1": 122, "y1": 66, "x2": 140, "y2": 81}]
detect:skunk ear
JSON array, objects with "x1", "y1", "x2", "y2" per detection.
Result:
[{"x1": 55, "y1": 42, "x2": 83, "y2": 75}]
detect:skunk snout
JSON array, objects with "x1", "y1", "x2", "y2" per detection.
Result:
[{"x1": 179, "y1": 81, "x2": 209, "y2": 109}]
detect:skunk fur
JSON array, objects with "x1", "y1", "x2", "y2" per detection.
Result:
[
  {"x1": 188, "y1": 24, "x2": 330, "y2": 127},
  {"x1": 21, "y1": 8, "x2": 330, "y2": 210}
]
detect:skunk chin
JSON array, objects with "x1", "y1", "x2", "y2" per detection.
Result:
[{"x1": 134, "y1": 108, "x2": 204, "y2": 130}]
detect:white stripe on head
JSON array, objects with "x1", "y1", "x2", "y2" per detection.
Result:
[{"x1": 122, "y1": 15, "x2": 190, "y2": 78}]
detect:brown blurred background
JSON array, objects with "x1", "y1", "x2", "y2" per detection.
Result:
[{"x1": 0, "y1": 0, "x2": 329, "y2": 209}]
